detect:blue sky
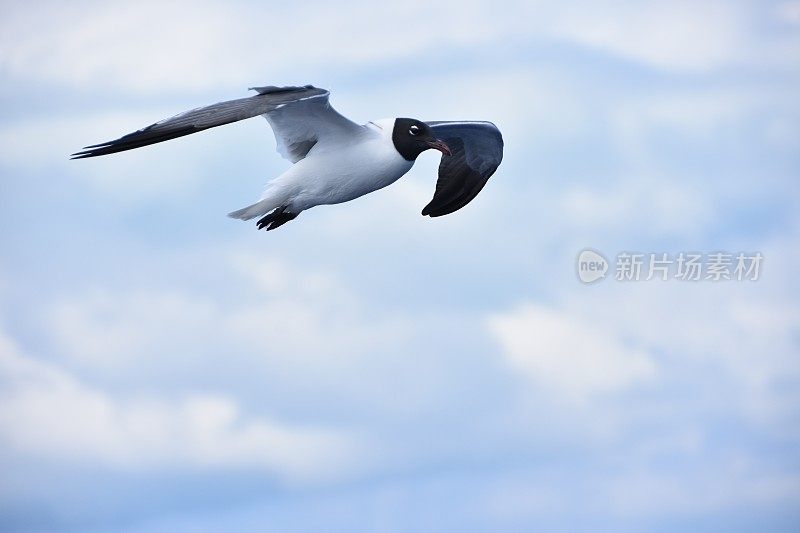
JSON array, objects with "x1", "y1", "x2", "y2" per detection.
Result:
[{"x1": 0, "y1": 0, "x2": 799, "y2": 531}]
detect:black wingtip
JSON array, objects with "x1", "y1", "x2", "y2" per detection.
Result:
[
  {"x1": 69, "y1": 126, "x2": 201, "y2": 160},
  {"x1": 420, "y1": 205, "x2": 452, "y2": 218},
  {"x1": 422, "y1": 175, "x2": 493, "y2": 218},
  {"x1": 70, "y1": 146, "x2": 109, "y2": 159},
  {"x1": 70, "y1": 144, "x2": 108, "y2": 159},
  {"x1": 82, "y1": 140, "x2": 118, "y2": 149}
]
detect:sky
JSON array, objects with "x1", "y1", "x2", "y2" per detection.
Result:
[{"x1": 0, "y1": 0, "x2": 799, "y2": 531}]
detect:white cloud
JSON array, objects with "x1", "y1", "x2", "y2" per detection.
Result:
[
  {"x1": 544, "y1": 0, "x2": 800, "y2": 72},
  {"x1": 605, "y1": 84, "x2": 800, "y2": 166},
  {"x1": 0, "y1": 2, "x2": 253, "y2": 93},
  {"x1": 487, "y1": 303, "x2": 657, "y2": 403},
  {"x1": 556, "y1": 230, "x2": 800, "y2": 426},
  {"x1": 0, "y1": 327, "x2": 357, "y2": 483},
  {"x1": 1, "y1": 0, "x2": 792, "y2": 96},
  {"x1": 0, "y1": 0, "x2": 512, "y2": 94},
  {"x1": 602, "y1": 462, "x2": 800, "y2": 517},
  {"x1": 48, "y1": 289, "x2": 217, "y2": 368},
  {"x1": 47, "y1": 252, "x2": 409, "y2": 374},
  {"x1": 547, "y1": 0, "x2": 745, "y2": 71},
  {"x1": 0, "y1": 110, "x2": 244, "y2": 200},
  {"x1": 560, "y1": 176, "x2": 713, "y2": 236},
  {"x1": 778, "y1": 1, "x2": 800, "y2": 23},
  {"x1": 0, "y1": 1, "x2": 798, "y2": 528},
  {"x1": 614, "y1": 90, "x2": 760, "y2": 141}
]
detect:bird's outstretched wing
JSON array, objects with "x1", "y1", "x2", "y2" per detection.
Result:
[
  {"x1": 421, "y1": 121, "x2": 504, "y2": 217},
  {"x1": 71, "y1": 85, "x2": 362, "y2": 161},
  {"x1": 253, "y1": 86, "x2": 363, "y2": 162}
]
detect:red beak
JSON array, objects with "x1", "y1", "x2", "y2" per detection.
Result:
[{"x1": 427, "y1": 138, "x2": 452, "y2": 157}]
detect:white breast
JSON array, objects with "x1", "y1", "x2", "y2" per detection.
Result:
[{"x1": 282, "y1": 121, "x2": 413, "y2": 211}]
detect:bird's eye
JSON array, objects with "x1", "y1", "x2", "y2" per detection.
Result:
[{"x1": 409, "y1": 125, "x2": 421, "y2": 136}]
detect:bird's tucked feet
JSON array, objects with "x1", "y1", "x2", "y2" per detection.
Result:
[{"x1": 256, "y1": 206, "x2": 298, "y2": 231}]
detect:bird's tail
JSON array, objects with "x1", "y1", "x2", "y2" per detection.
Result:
[
  {"x1": 228, "y1": 198, "x2": 284, "y2": 221},
  {"x1": 228, "y1": 176, "x2": 298, "y2": 221}
]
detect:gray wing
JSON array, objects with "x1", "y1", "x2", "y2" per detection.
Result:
[
  {"x1": 71, "y1": 85, "x2": 362, "y2": 160},
  {"x1": 254, "y1": 86, "x2": 363, "y2": 162},
  {"x1": 421, "y1": 121, "x2": 504, "y2": 217}
]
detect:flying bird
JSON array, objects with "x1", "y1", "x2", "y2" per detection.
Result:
[{"x1": 72, "y1": 85, "x2": 504, "y2": 231}]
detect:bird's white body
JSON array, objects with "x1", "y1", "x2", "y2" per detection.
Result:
[
  {"x1": 230, "y1": 119, "x2": 413, "y2": 220},
  {"x1": 72, "y1": 84, "x2": 503, "y2": 230}
]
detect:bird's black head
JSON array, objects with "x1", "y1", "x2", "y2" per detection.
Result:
[{"x1": 392, "y1": 118, "x2": 452, "y2": 161}]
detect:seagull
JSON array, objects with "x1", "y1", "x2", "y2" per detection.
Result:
[{"x1": 72, "y1": 85, "x2": 503, "y2": 231}]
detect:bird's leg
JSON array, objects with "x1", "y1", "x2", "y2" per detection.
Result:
[
  {"x1": 265, "y1": 210, "x2": 298, "y2": 231},
  {"x1": 256, "y1": 206, "x2": 298, "y2": 231}
]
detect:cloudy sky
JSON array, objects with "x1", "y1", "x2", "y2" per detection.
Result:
[{"x1": 1, "y1": 0, "x2": 799, "y2": 531}]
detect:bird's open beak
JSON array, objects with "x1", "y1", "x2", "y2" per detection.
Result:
[{"x1": 427, "y1": 138, "x2": 452, "y2": 157}]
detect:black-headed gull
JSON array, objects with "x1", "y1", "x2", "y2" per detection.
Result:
[{"x1": 72, "y1": 85, "x2": 504, "y2": 231}]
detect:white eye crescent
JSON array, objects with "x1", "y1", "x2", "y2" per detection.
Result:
[{"x1": 409, "y1": 125, "x2": 421, "y2": 136}]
